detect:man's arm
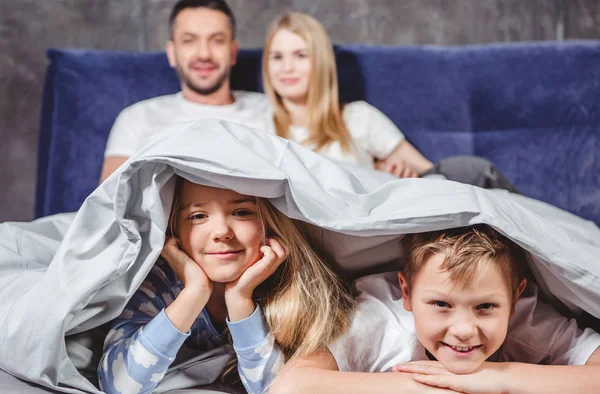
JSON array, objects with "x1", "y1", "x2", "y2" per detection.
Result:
[
  {"x1": 269, "y1": 348, "x2": 457, "y2": 394},
  {"x1": 99, "y1": 156, "x2": 129, "y2": 183}
]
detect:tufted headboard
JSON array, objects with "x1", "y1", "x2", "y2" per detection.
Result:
[{"x1": 36, "y1": 42, "x2": 600, "y2": 225}]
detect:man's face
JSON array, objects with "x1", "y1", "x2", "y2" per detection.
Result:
[
  {"x1": 167, "y1": 8, "x2": 238, "y2": 97},
  {"x1": 399, "y1": 253, "x2": 516, "y2": 374}
]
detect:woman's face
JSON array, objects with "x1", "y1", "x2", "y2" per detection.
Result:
[
  {"x1": 177, "y1": 182, "x2": 263, "y2": 283},
  {"x1": 267, "y1": 29, "x2": 312, "y2": 103}
]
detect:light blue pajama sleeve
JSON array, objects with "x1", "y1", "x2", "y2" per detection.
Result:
[
  {"x1": 97, "y1": 259, "x2": 225, "y2": 393},
  {"x1": 98, "y1": 309, "x2": 189, "y2": 394},
  {"x1": 227, "y1": 306, "x2": 285, "y2": 394}
]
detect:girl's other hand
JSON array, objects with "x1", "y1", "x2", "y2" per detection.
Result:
[
  {"x1": 224, "y1": 237, "x2": 289, "y2": 321},
  {"x1": 162, "y1": 237, "x2": 212, "y2": 297}
]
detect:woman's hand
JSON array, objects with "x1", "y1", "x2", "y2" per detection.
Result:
[
  {"x1": 393, "y1": 361, "x2": 507, "y2": 394},
  {"x1": 162, "y1": 237, "x2": 212, "y2": 298},
  {"x1": 225, "y1": 237, "x2": 289, "y2": 321},
  {"x1": 375, "y1": 157, "x2": 419, "y2": 178}
]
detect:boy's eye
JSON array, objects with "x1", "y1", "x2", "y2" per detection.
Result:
[
  {"x1": 476, "y1": 303, "x2": 497, "y2": 311},
  {"x1": 431, "y1": 301, "x2": 450, "y2": 309}
]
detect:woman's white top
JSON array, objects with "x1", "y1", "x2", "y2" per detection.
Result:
[{"x1": 263, "y1": 101, "x2": 405, "y2": 168}]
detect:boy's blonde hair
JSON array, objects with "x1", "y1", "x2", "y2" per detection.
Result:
[
  {"x1": 262, "y1": 12, "x2": 353, "y2": 153},
  {"x1": 399, "y1": 225, "x2": 527, "y2": 299},
  {"x1": 168, "y1": 176, "x2": 355, "y2": 363}
]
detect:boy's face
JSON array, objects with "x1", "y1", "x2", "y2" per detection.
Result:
[{"x1": 399, "y1": 253, "x2": 518, "y2": 375}]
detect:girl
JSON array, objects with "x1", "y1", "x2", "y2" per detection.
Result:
[
  {"x1": 262, "y1": 12, "x2": 517, "y2": 192},
  {"x1": 98, "y1": 176, "x2": 354, "y2": 394}
]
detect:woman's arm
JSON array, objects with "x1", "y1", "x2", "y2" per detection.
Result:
[
  {"x1": 376, "y1": 139, "x2": 434, "y2": 177},
  {"x1": 269, "y1": 349, "x2": 457, "y2": 394}
]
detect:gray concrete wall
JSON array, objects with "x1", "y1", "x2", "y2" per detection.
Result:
[{"x1": 0, "y1": 0, "x2": 598, "y2": 222}]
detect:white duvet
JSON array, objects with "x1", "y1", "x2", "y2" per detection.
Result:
[{"x1": 0, "y1": 120, "x2": 598, "y2": 393}]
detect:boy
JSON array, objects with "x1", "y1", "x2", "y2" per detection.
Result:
[{"x1": 271, "y1": 225, "x2": 600, "y2": 393}]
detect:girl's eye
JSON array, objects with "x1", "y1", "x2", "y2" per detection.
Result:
[
  {"x1": 188, "y1": 212, "x2": 207, "y2": 221},
  {"x1": 476, "y1": 303, "x2": 497, "y2": 311},
  {"x1": 295, "y1": 52, "x2": 307, "y2": 58},
  {"x1": 270, "y1": 54, "x2": 282, "y2": 60},
  {"x1": 431, "y1": 301, "x2": 450, "y2": 309},
  {"x1": 233, "y1": 209, "x2": 254, "y2": 217}
]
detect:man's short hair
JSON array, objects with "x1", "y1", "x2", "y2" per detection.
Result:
[
  {"x1": 169, "y1": 0, "x2": 236, "y2": 39},
  {"x1": 399, "y1": 224, "x2": 527, "y2": 298}
]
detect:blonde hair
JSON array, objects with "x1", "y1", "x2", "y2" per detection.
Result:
[
  {"x1": 399, "y1": 225, "x2": 527, "y2": 299},
  {"x1": 168, "y1": 176, "x2": 354, "y2": 367},
  {"x1": 262, "y1": 12, "x2": 353, "y2": 152}
]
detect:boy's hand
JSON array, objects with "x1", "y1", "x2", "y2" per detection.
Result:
[
  {"x1": 225, "y1": 237, "x2": 289, "y2": 321},
  {"x1": 394, "y1": 361, "x2": 507, "y2": 394},
  {"x1": 162, "y1": 237, "x2": 212, "y2": 299}
]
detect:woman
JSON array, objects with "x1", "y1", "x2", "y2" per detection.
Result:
[{"x1": 261, "y1": 12, "x2": 517, "y2": 191}]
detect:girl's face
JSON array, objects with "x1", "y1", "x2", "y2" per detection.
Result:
[
  {"x1": 177, "y1": 182, "x2": 263, "y2": 283},
  {"x1": 267, "y1": 29, "x2": 312, "y2": 103}
]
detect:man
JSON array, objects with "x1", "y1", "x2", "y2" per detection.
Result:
[{"x1": 100, "y1": 0, "x2": 268, "y2": 182}]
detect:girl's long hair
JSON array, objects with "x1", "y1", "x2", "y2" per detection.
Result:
[
  {"x1": 168, "y1": 177, "x2": 355, "y2": 376},
  {"x1": 262, "y1": 12, "x2": 353, "y2": 153}
]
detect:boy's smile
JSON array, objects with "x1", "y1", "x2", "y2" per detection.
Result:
[{"x1": 399, "y1": 252, "x2": 519, "y2": 374}]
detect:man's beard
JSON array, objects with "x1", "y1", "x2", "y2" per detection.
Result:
[{"x1": 177, "y1": 64, "x2": 230, "y2": 96}]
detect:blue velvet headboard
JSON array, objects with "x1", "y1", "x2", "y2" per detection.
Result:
[{"x1": 36, "y1": 43, "x2": 600, "y2": 225}]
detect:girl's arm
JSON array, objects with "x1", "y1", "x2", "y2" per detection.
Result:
[
  {"x1": 269, "y1": 348, "x2": 457, "y2": 394},
  {"x1": 98, "y1": 262, "x2": 204, "y2": 394},
  {"x1": 227, "y1": 306, "x2": 285, "y2": 394},
  {"x1": 224, "y1": 238, "x2": 288, "y2": 393},
  {"x1": 99, "y1": 240, "x2": 212, "y2": 394}
]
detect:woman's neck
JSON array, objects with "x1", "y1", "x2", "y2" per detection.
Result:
[{"x1": 282, "y1": 97, "x2": 310, "y2": 128}]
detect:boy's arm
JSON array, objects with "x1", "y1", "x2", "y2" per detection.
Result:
[
  {"x1": 269, "y1": 348, "x2": 458, "y2": 394},
  {"x1": 503, "y1": 347, "x2": 600, "y2": 394},
  {"x1": 398, "y1": 347, "x2": 600, "y2": 394}
]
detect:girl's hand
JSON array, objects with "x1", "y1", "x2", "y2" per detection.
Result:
[
  {"x1": 224, "y1": 237, "x2": 289, "y2": 321},
  {"x1": 161, "y1": 237, "x2": 212, "y2": 298},
  {"x1": 394, "y1": 361, "x2": 507, "y2": 394}
]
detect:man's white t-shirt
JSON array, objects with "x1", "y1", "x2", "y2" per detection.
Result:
[
  {"x1": 262, "y1": 101, "x2": 405, "y2": 168},
  {"x1": 328, "y1": 272, "x2": 600, "y2": 372},
  {"x1": 104, "y1": 91, "x2": 269, "y2": 157}
]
